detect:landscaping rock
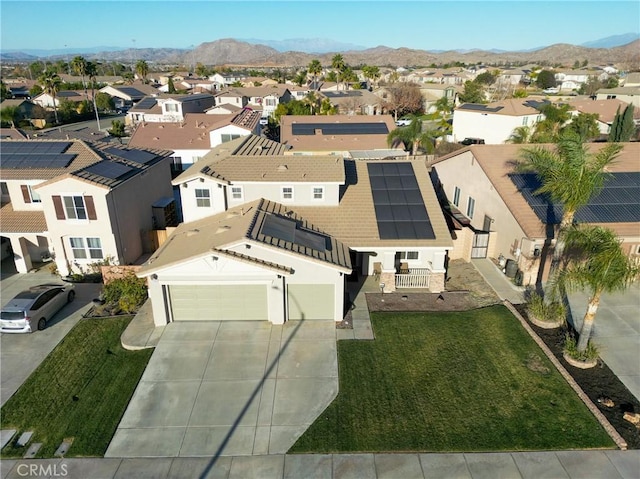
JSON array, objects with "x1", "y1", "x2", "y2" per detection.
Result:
[
  {"x1": 597, "y1": 397, "x2": 615, "y2": 408},
  {"x1": 623, "y1": 412, "x2": 640, "y2": 425}
]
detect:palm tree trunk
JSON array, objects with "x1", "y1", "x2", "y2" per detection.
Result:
[
  {"x1": 52, "y1": 94, "x2": 59, "y2": 124},
  {"x1": 543, "y1": 211, "x2": 574, "y2": 303},
  {"x1": 577, "y1": 289, "x2": 601, "y2": 352}
]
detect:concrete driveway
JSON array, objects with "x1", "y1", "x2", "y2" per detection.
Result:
[
  {"x1": 567, "y1": 282, "x2": 640, "y2": 401},
  {"x1": 0, "y1": 269, "x2": 102, "y2": 406},
  {"x1": 106, "y1": 319, "x2": 338, "y2": 458}
]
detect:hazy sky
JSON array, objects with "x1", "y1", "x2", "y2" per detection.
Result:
[{"x1": 1, "y1": 1, "x2": 638, "y2": 51}]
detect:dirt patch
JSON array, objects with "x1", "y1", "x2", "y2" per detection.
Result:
[
  {"x1": 367, "y1": 291, "x2": 479, "y2": 312},
  {"x1": 445, "y1": 259, "x2": 502, "y2": 308}
]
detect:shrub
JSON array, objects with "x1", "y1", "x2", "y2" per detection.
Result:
[
  {"x1": 102, "y1": 273, "x2": 148, "y2": 314},
  {"x1": 563, "y1": 333, "x2": 599, "y2": 362},
  {"x1": 527, "y1": 293, "x2": 565, "y2": 323}
]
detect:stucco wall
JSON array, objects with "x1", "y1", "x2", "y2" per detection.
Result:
[{"x1": 452, "y1": 110, "x2": 542, "y2": 144}]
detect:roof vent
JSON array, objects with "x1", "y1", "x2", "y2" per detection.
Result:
[
  {"x1": 277, "y1": 165, "x2": 288, "y2": 171},
  {"x1": 215, "y1": 225, "x2": 231, "y2": 234},
  {"x1": 186, "y1": 229, "x2": 200, "y2": 237}
]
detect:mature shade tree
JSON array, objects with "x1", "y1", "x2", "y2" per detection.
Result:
[
  {"x1": 308, "y1": 59, "x2": 322, "y2": 88},
  {"x1": 563, "y1": 112, "x2": 600, "y2": 142},
  {"x1": 608, "y1": 104, "x2": 635, "y2": 142},
  {"x1": 109, "y1": 119, "x2": 126, "y2": 138},
  {"x1": 38, "y1": 70, "x2": 62, "y2": 124},
  {"x1": 536, "y1": 70, "x2": 557, "y2": 89},
  {"x1": 95, "y1": 92, "x2": 115, "y2": 111},
  {"x1": 195, "y1": 62, "x2": 209, "y2": 78},
  {"x1": 557, "y1": 225, "x2": 639, "y2": 353},
  {"x1": 474, "y1": 71, "x2": 496, "y2": 85},
  {"x1": 458, "y1": 80, "x2": 485, "y2": 104},
  {"x1": 516, "y1": 130, "x2": 623, "y2": 301},
  {"x1": 384, "y1": 82, "x2": 423, "y2": 120},
  {"x1": 135, "y1": 60, "x2": 149, "y2": 83}
]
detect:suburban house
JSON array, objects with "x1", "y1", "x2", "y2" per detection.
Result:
[
  {"x1": 143, "y1": 136, "x2": 453, "y2": 326},
  {"x1": 452, "y1": 99, "x2": 547, "y2": 144},
  {"x1": 209, "y1": 72, "x2": 246, "y2": 90},
  {"x1": 33, "y1": 90, "x2": 90, "y2": 109},
  {"x1": 554, "y1": 70, "x2": 602, "y2": 91},
  {"x1": 0, "y1": 140, "x2": 175, "y2": 275},
  {"x1": 596, "y1": 86, "x2": 640, "y2": 108},
  {"x1": 430, "y1": 143, "x2": 640, "y2": 286},
  {"x1": 0, "y1": 99, "x2": 45, "y2": 126},
  {"x1": 205, "y1": 103, "x2": 244, "y2": 115},
  {"x1": 214, "y1": 86, "x2": 293, "y2": 119},
  {"x1": 319, "y1": 90, "x2": 383, "y2": 115},
  {"x1": 279, "y1": 114, "x2": 399, "y2": 155},
  {"x1": 418, "y1": 84, "x2": 460, "y2": 112},
  {"x1": 126, "y1": 93, "x2": 216, "y2": 125},
  {"x1": 567, "y1": 98, "x2": 640, "y2": 136},
  {"x1": 99, "y1": 83, "x2": 160, "y2": 109},
  {"x1": 127, "y1": 109, "x2": 262, "y2": 171}
]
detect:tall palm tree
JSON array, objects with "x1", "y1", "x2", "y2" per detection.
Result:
[
  {"x1": 38, "y1": 70, "x2": 62, "y2": 124},
  {"x1": 331, "y1": 54, "x2": 345, "y2": 91},
  {"x1": 387, "y1": 114, "x2": 440, "y2": 155},
  {"x1": 71, "y1": 56, "x2": 89, "y2": 101},
  {"x1": 556, "y1": 225, "x2": 639, "y2": 352},
  {"x1": 508, "y1": 125, "x2": 534, "y2": 144},
  {"x1": 516, "y1": 130, "x2": 623, "y2": 301},
  {"x1": 86, "y1": 61, "x2": 101, "y2": 129},
  {"x1": 135, "y1": 60, "x2": 149, "y2": 83},
  {"x1": 308, "y1": 59, "x2": 322, "y2": 89},
  {"x1": 303, "y1": 91, "x2": 321, "y2": 115}
]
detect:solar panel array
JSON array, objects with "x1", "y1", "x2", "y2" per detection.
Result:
[
  {"x1": 83, "y1": 161, "x2": 135, "y2": 180},
  {"x1": 105, "y1": 147, "x2": 157, "y2": 165},
  {"x1": 117, "y1": 87, "x2": 145, "y2": 98},
  {"x1": 135, "y1": 97, "x2": 157, "y2": 110},
  {"x1": 510, "y1": 172, "x2": 640, "y2": 224},
  {"x1": 368, "y1": 162, "x2": 435, "y2": 240},
  {"x1": 459, "y1": 104, "x2": 503, "y2": 112},
  {"x1": 291, "y1": 122, "x2": 389, "y2": 136},
  {"x1": 262, "y1": 214, "x2": 327, "y2": 252},
  {"x1": 1, "y1": 142, "x2": 77, "y2": 169}
]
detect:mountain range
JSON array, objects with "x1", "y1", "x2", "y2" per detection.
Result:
[{"x1": 2, "y1": 33, "x2": 639, "y2": 67}]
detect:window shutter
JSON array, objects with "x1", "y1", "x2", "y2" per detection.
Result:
[
  {"x1": 21, "y1": 185, "x2": 31, "y2": 203},
  {"x1": 52, "y1": 196, "x2": 65, "y2": 219},
  {"x1": 85, "y1": 196, "x2": 97, "y2": 220}
]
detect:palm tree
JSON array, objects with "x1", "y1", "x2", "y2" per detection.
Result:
[
  {"x1": 71, "y1": 56, "x2": 88, "y2": 101},
  {"x1": 135, "y1": 60, "x2": 149, "y2": 83},
  {"x1": 387, "y1": 114, "x2": 440, "y2": 155},
  {"x1": 308, "y1": 59, "x2": 322, "y2": 89},
  {"x1": 557, "y1": 225, "x2": 639, "y2": 353},
  {"x1": 331, "y1": 54, "x2": 346, "y2": 91},
  {"x1": 38, "y1": 70, "x2": 62, "y2": 124},
  {"x1": 1, "y1": 105, "x2": 21, "y2": 128},
  {"x1": 86, "y1": 61, "x2": 101, "y2": 129},
  {"x1": 303, "y1": 92, "x2": 321, "y2": 115},
  {"x1": 508, "y1": 125, "x2": 534, "y2": 144},
  {"x1": 517, "y1": 130, "x2": 623, "y2": 301}
]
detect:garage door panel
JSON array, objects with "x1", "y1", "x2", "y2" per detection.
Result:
[
  {"x1": 170, "y1": 285, "x2": 268, "y2": 321},
  {"x1": 288, "y1": 284, "x2": 334, "y2": 321}
]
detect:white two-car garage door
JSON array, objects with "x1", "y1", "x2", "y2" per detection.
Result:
[
  {"x1": 169, "y1": 285, "x2": 268, "y2": 321},
  {"x1": 288, "y1": 284, "x2": 335, "y2": 320}
]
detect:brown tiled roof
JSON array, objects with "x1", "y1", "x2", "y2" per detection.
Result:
[
  {"x1": 568, "y1": 98, "x2": 639, "y2": 123},
  {"x1": 0, "y1": 128, "x2": 28, "y2": 139},
  {"x1": 433, "y1": 143, "x2": 640, "y2": 239},
  {"x1": 280, "y1": 115, "x2": 398, "y2": 151},
  {"x1": 456, "y1": 98, "x2": 542, "y2": 116},
  {"x1": 128, "y1": 113, "x2": 237, "y2": 150},
  {"x1": 290, "y1": 159, "x2": 453, "y2": 248},
  {"x1": 231, "y1": 134, "x2": 292, "y2": 156},
  {"x1": 0, "y1": 202, "x2": 47, "y2": 233},
  {"x1": 230, "y1": 109, "x2": 261, "y2": 130},
  {"x1": 138, "y1": 198, "x2": 352, "y2": 276},
  {"x1": 0, "y1": 139, "x2": 103, "y2": 180}
]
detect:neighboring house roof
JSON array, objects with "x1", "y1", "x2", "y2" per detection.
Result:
[
  {"x1": 280, "y1": 115, "x2": 398, "y2": 151},
  {"x1": 231, "y1": 134, "x2": 292, "y2": 156},
  {"x1": 321, "y1": 90, "x2": 382, "y2": 106},
  {"x1": 0, "y1": 128, "x2": 28, "y2": 139},
  {"x1": 432, "y1": 143, "x2": 640, "y2": 239},
  {"x1": 138, "y1": 198, "x2": 352, "y2": 276},
  {"x1": 230, "y1": 86, "x2": 291, "y2": 98},
  {"x1": 128, "y1": 93, "x2": 215, "y2": 112},
  {"x1": 205, "y1": 103, "x2": 243, "y2": 114},
  {"x1": 290, "y1": 159, "x2": 452, "y2": 248},
  {"x1": 60, "y1": 74, "x2": 123, "y2": 84},
  {"x1": 568, "y1": 98, "x2": 639, "y2": 124},
  {"x1": 456, "y1": 98, "x2": 547, "y2": 116},
  {"x1": 1, "y1": 99, "x2": 32, "y2": 108},
  {"x1": 623, "y1": 72, "x2": 640, "y2": 86},
  {"x1": 0, "y1": 202, "x2": 47, "y2": 233},
  {"x1": 105, "y1": 86, "x2": 149, "y2": 100},
  {"x1": 596, "y1": 86, "x2": 640, "y2": 95},
  {"x1": 128, "y1": 110, "x2": 258, "y2": 150}
]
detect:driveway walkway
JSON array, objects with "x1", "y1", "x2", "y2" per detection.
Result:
[{"x1": 106, "y1": 320, "x2": 338, "y2": 458}]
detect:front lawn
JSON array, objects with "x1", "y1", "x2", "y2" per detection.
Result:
[
  {"x1": 290, "y1": 306, "x2": 614, "y2": 452},
  {"x1": 1, "y1": 317, "x2": 152, "y2": 458}
]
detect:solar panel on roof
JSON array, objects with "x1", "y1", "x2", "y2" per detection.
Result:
[
  {"x1": 84, "y1": 161, "x2": 135, "y2": 180},
  {"x1": 510, "y1": 172, "x2": 640, "y2": 224},
  {"x1": 104, "y1": 147, "x2": 157, "y2": 165},
  {"x1": 135, "y1": 97, "x2": 157, "y2": 110},
  {"x1": 261, "y1": 213, "x2": 328, "y2": 252},
  {"x1": 2, "y1": 141, "x2": 71, "y2": 155},
  {"x1": 295, "y1": 229, "x2": 327, "y2": 251},
  {"x1": 368, "y1": 162, "x2": 435, "y2": 240},
  {"x1": 2, "y1": 153, "x2": 75, "y2": 169},
  {"x1": 291, "y1": 122, "x2": 389, "y2": 136}
]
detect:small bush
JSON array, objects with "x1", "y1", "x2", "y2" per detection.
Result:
[
  {"x1": 527, "y1": 293, "x2": 565, "y2": 323},
  {"x1": 563, "y1": 333, "x2": 600, "y2": 362},
  {"x1": 102, "y1": 274, "x2": 148, "y2": 314}
]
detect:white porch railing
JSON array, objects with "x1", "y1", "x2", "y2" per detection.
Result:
[{"x1": 395, "y1": 268, "x2": 431, "y2": 288}]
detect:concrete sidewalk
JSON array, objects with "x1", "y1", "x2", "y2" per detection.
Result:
[
  {"x1": 471, "y1": 258, "x2": 526, "y2": 304},
  {"x1": 2, "y1": 450, "x2": 638, "y2": 478}
]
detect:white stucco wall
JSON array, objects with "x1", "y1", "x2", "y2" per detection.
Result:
[
  {"x1": 452, "y1": 110, "x2": 542, "y2": 144},
  {"x1": 179, "y1": 177, "x2": 227, "y2": 222},
  {"x1": 226, "y1": 182, "x2": 341, "y2": 208},
  {"x1": 3, "y1": 179, "x2": 46, "y2": 212},
  {"x1": 171, "y1": 148, "x2": 212, "y2": 170},
  {"x1": 209, "y1": 125, "x2": 252, "y2": 148}
]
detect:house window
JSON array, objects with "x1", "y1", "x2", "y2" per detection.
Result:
[
  {"x1": 281, "y1": 186, "x2": 293, "y2": 200},
  {"x1": 221, "y1": 133, "x2": 241, "y2": 143},
  {"x1": 195, "y1": 189, "x2": 211, "y2": 207},
  {"x1": 171, "y1": 156, "x2": 182, "y2": 170},
  {"x1": 70, "y1": 237, "x2": 103, "y2": 260},
  {"x1": 265, "y1": 98, "x2": 276, "y2": 107},
  {"x1": 231, "y1": 186, "x2": 243, "y2": 200},
  {"x1": 165, "y1": 103, "x2": 178, "y2": 113},
  {"x1": 28, "y1": 186, "x2": 41, "y2": 203},
  {"x1": 398, "y1": 251, "x2": 419, "y2": 260},
  {"x1": 467, "y1": 197, "x2": 475, "y2": 219},
  {"x1": 313, "y1": 187, "x2": 324, "y2": 200},
  {"x1": 522, "y1": 117, "x2": 529, "y2": 126},
  {"x1": 453, "y1": 186, "x2": 460, "y2": 207},
  {"x1": 1, "y1": 182, "x2": 8, "y2": 195},
  {"x1": 64, "y1": 196, "x2": 87, "y2": 220}
]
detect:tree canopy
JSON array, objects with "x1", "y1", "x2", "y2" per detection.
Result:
[
  {"x1": 608, "y1": 104, "x2": 635, "y2": 142},
  {"x1": 458, "y1": 80, "x2": 485, "y2": 103},
  {"x1": 383, "y1": 83, "x2": 423, "y2": 119},
  {"x1": 536, "y1": 70, "x2": 557, "y2": 89}
]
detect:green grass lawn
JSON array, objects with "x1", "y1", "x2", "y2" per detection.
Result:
[
  {"x1": 1, "y1": 316, "x2": 152, "y2": 458},
  {"x1": 290, "y1": 305, "x2": 614, "y2": 453}
]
